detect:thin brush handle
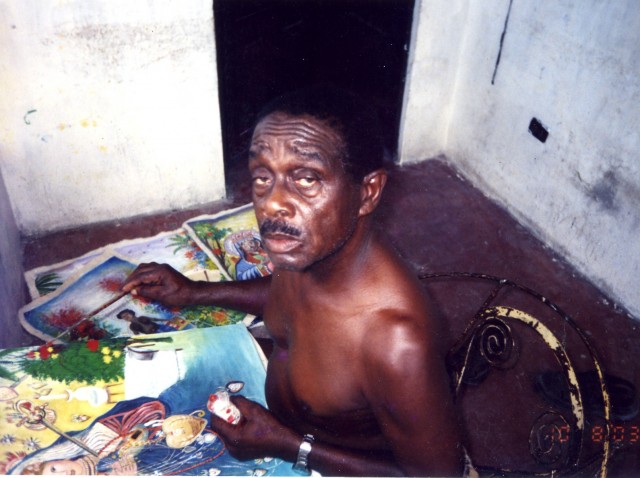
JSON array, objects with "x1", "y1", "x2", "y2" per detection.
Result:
[{"x1": 50, "y1": 291, "x2": 129, "y2": 343}]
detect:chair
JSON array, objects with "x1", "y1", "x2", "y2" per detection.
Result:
[{"x1": 420, "y1": 272, "x2": 621, "y2": 478}]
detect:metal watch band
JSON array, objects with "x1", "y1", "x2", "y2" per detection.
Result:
[{"x1": 292, "y1": 434, "x2": 314, "y2": 474}]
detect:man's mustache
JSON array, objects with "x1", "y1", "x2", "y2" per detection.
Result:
[{"x1": 259, "y1": 219, "x2": 302, "y2": 237}]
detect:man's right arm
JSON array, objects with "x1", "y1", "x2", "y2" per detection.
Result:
[{"x1": 121, "y1": 262, "x2": 271, "y2": 316}]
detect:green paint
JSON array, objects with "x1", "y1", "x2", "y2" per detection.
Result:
[{"x1": 23, "y1": 109, "x2": 37, "y2": 125}]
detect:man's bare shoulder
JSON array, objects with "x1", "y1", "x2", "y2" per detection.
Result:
[
  {"x1": 356, "y1": 238, "x2": 446, "y2": 370},
  {"x1": 362, "y1": 239, "x2": 437, "y2": 321}
]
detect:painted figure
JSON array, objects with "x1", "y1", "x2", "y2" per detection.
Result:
[
  {"x1": 123, "y1": 86, "x2": 464, "y2": 476},
  {"x1": 10, "y1": 398, "x2": 226, "y2": 476},
  {"x1": 116, "y1": 309, "x2": 191, "y2": 335},
  {"x1": 235, "y1": 237, "x2": 271, "y2": 281}
]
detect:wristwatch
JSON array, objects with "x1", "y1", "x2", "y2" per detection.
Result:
[{"x1": 292, "y1": 434, "x2": 314, "y2": 474}]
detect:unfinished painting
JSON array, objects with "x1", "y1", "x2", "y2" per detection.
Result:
[
  {"x1": 0, "y1": 324, "x2": 297, "y2": 475},
  {"x1": 24, "y1": 228, "x2": 220, "y2": 300},
  {"x1": 185, "y1": 204, "x2": 273, "y2": 281},
  {"x1": 20, "y1": 255, "x2": 247, "y2": 344}
]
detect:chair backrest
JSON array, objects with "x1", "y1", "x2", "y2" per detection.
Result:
[{"x1": 420, "y1": 272, "x2": 613, "y2": 478}]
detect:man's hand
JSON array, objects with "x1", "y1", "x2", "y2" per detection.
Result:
[
  {"x1": 122, "y1": 262, "x2": 194, "y2": 306},
  {"x1": 209, "y1": 395, "x2": 300, "y2": 462}
]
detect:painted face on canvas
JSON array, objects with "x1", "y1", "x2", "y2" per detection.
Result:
[
  {"x1": 41, "y1": 459, "x2": 85, "y2": 475},
  {"x1": 248, "y1": 112, "x2": 361, "y2": 271}
]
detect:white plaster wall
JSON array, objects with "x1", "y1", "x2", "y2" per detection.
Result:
[
  {"x1": 401, "y1": 0, "x2": 640, "y2": 318},
  {"x1": 0, "y1": 0, "x2": 225, "y2": 235},
  {"x1": 399, "y1": 0, "x2": 468, "y2": 161}
]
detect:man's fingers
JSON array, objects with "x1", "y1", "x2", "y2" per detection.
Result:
[
  {"x1": 209, "y1": 410, "x2": 238, "y2": 440},
  {"x1": 230, "y1": 395, "x2": 254, "y2": 413},
  {"x1": 122, "y1": 264, "x2": 164, "y2": 292}
]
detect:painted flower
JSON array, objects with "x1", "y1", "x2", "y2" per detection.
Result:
[
  {"x1": 99, "y1": 276, "x2": 126, "y2": 293},
  {"x1": 43, "y1": 307, "x2": 84, "y2": 328},
  {"x1": 101, "y1": 346, "x2": 111, "y2": 355},
  {"x1": 0, "y1": 451, "x2": 27, "y2": 475},
  {"x1": 112, "y1": 350, "x2": 122, "y2": 358},
  {"x1": 0, "y1": 434, "x2": 16, "y2": 445},
  {"x1": 87, "y1": 339, "x2": 100, "y2": 352},
  {"x1": 103, "y1": 355, "x2": 112, "y2": 364},
  {"x1": 24, "y1": 437, "x2": 41, "y2": 450}
]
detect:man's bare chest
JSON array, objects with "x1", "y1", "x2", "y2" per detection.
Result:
[
  {"x1": 266, "y1": 315, "x2": 366, "y2": 413},
  {"x1": 264, "y1": 343, "x2": 385, "y2": 448}
]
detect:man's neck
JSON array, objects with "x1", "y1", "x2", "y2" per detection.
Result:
[{"x1": 300, "y1": 217, "x2": 376, "y2": 289}]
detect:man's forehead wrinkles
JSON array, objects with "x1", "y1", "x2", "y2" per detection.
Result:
[
  {"x1": 257, "y1": 118, "x2": 338, "y2": 142},
  {"x1": 258, "y1": 126, "x2": 329, "y2": 142}
]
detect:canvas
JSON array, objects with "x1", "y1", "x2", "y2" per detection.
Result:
[
  {"x1": 24, "y1": 228, "x2": 221, "y2": 300},
  {"x1": 185, "y1": 204, "x2": 273, "y2": 281},
  {"x1": 19, "y1": 255, "x2": 247, "y2": 344},
  {"x1": 0, "y1": 324, "x2": 298, "y2": 476}
]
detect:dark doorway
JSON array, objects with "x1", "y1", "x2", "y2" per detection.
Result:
[{"x1": 213, "y1": 0, "x2": 415, "y2": 180}]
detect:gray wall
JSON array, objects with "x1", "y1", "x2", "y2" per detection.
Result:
[
  {"x1": 0, "y1": 169, "x2": 25, "y2": 347},
  {"x1": 401, "y1": 0, "x2": 640, "y2": 318}
]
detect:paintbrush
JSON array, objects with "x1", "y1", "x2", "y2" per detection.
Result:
[{"x1": 50, "y1": 291, "x2": 130, "y2": 343}]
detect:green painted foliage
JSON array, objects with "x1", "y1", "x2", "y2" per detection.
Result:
[
  {"x1": 20, "y1": 339, "x2": 127, "y2": 385},
  {"x1": 35, "y1": 272, "x2": 63, "y2": 295}
]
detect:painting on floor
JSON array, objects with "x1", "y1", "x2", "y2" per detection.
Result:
[
  {"x1": 185, "y1": 204, "x2": 273, "y2": 281},
  {"x1": 0, "y1": 324, "x2": 298, "y2": 476},
  {"x1": 19, "y1": 255, "x2": 248, "y2": 344},
  {"x1": 24, "y1": 228, "x2": 221, "y2": 300}
]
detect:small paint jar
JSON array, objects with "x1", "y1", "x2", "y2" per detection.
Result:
[{"x1": 207, "y1": 388, "x2": 241, "y2": 425}]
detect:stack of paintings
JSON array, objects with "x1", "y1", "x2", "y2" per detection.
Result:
[
  {"x1": 0, "y1": 204, "x2": 295, "y2": 475},
  {"x1": 20, "y1": 204, "x2": 272, "y2": 343}
]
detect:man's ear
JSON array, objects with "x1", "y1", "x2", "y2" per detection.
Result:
[{"x1": 358, "y1": 169, "x2": 388, "y2": 217}]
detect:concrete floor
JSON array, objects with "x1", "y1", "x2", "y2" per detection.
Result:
[{"x1": 19, "y1": 158, "x2": 640, "y2": 476}]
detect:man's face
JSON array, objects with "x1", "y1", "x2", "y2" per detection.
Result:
[
  {"x1": 249, "y1": 112, "x2": 361, "y2": 271},
  {"x1": 120, "y1": 312, "x2": 134, "y2": 322},
  {"x1": 42, "y1": 459, "x2": 84, "y2": 475},
  {"x1": 239, "y1": 238, "x2": 259, "y2": 254}
]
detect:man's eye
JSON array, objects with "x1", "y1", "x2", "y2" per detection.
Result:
[
  {"x1": 252, "y1": 177, "x2": 271, "y2": 187},
  {"x1": 296, "y1": 177, "x2": 317, "y2": 188}
]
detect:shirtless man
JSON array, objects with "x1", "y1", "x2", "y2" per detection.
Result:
[{"x1": 122, "y1": 87, "x2": 464, "y2": 476}]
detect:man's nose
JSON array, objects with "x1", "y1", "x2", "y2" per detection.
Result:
[{"x1": 263, "y1": 179, "x2": 294, "y2": 217}]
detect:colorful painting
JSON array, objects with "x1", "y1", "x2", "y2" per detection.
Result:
[
  {"x1": 0, "y1": 325, "x2": 298, "y2": 475},
  {"x1": 185, "y1": 204, "x2": 273, "y2": 281},
  {"x1": 24, "y1": 229, "x2": 220, "y2": 300},
  {"x1": 19, "y1": 255, "x2": 247, "y2": 344}
]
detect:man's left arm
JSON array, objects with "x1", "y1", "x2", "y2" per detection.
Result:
[{"x1": 362, "y1": 316, "x2": 465, "y2": 476}]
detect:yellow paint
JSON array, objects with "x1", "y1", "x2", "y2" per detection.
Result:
[
  {"x1": 0, "y1": 129, "x2": 16, "y2": 144},
  {"x1": 490, "y1": 306, "x2": 584, "y2": 429},
  {"x1": 2, "y1": 376, "x2": 122, "y2": 468},
  {"x1": 487, "y1": 306, "x2": 610, "y2": 478},
  {"x1": 99, "y1": 145, "x2": 108, "y2": 152},
  {"x1": 57, "y1": 123, "x2": 67, "y2": 131}
]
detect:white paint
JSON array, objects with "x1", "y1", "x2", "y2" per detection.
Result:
[
  {"x1": 401, "y1": 0, "x2": 640, "y2": 318},
  {"x1": 0, "y1": 0, "x2": 225, "y2": 234}
]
